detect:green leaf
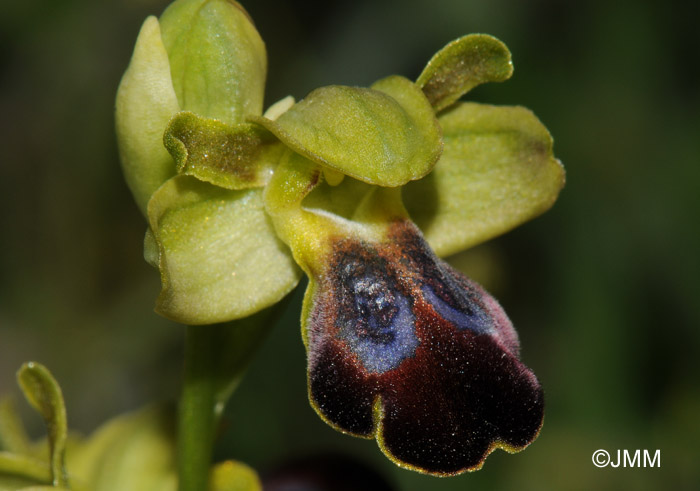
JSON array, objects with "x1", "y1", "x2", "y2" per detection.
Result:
[
  {"x1": 116, "y1": 16, "x2": 179, "y2": 215},
  {"x1": 0, "y1": 453, "x2": 51, "y2": 489},
  {"x1": 0, "y1": 398, "x2": 31, "y2": 455},
  {"x1": 66, "y1": 407, "x2": 176, "y2": 491},
  {"x1": 416, "y1": 34, "x2": 513, "y2": 112},
  {"x1": 404, "y1": 102, "x2": 565, "y2": 257},
  {"x1": 159, "y1": 0, "x2": 266, "y2": 124},
  {"x1": 16, "y1": 363, "x2": 68, "y2": 488},
  {"x1": 251, "y1": 76, "x2": 442, "y2": 186},
  {"x1": 209, "y1": 461, "x2": 261, "y2": 491},
  {"x1": 164, "y1": 112, "x2": 282, "y2": 190},
  {"x1": 18, "y1": 487, "x2": 70, "y2": 490},
  {"x1": 147, "y1": 176, "x2": 301, "y2": 325}
]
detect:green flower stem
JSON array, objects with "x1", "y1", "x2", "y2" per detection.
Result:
[
  {"x1": 178, "y1": 325, "x2": 219, "y2": 491},
  {"x1": 176, "y1": 303, "x2": 288, "y2": 491}
]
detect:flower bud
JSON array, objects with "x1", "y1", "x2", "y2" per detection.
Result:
[
  {"x1": 116, "y1": 0, "x2": 267, "y2": 215},
  {"x1": 115, "y1": 1, "x2": 295, "y2": 324}
]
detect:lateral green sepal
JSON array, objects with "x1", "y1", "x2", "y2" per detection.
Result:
[
  {"x1": 147, "y1": 176, "x2": 301, "y2": 325},
  {"x1": 405, "y1": 102, "x2": 565, "y2": 256}
]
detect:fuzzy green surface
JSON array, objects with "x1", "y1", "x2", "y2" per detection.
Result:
[{"x1": 405, "y1": 102, "x2": 564, "y2": 257}]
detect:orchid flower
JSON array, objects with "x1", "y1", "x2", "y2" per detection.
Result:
[{"x1": 115, "y1": 0, "x2": 564, "y2": 477}]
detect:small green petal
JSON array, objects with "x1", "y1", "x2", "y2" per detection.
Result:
[
  {"x1": 147, "y1": 176, "x2": 301, "y2": 325},
  {"x1": 16, "y1": 363, "x2": 68, "y2": 488},
  {"x1": 404, "y1": 102, "x2": 565, "y2": 257},
  {"x1": 251, "y1": 76, "x2": 442, "y2": 186},
  {"x1": 164, "y1": 112, "x2": 282, "y2": 190},
  {"x1": 416, "y1": 34, "x2": 513, "y2": 112},
  {"x1": 209, "y1": 461, "x2": 261, "y2": 491},
  {"x1": 159, "y1": 0, "x2": 266, "y2": 124},
  {"x1": 115, "y1": 16, "x2": 179, "y2": 215}
]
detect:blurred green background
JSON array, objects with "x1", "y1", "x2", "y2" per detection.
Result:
[{"x1": 1, "y1": 0, "x2": 698, "y2": 489}]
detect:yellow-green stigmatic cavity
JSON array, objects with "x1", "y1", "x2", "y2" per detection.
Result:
[
  {"x1": 262, "y1": 149, "x2": 405, "y2": 277},
  {"x1": 404, "y1": 102, "x2": 565, "y2": 257},
  {"x1": 252, "y1": 76, "x2": 442, "y2": 187},
  {"x1": 159, "y1": 0, "x2": 266, "y2": 125},
  {"x1": 417, "y1": 34, "x2": 513, "y2": 112}
]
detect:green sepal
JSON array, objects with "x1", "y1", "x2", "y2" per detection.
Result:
[
  {"x1": 116, "y1": 16, "x2": 180, "y2": 215},
  {"x1": 417, "y1": 34, "x2": 513, "y2": 112},
  {"x1": 251, "y1": 75, "x2": 442, "y2": 187},
  {"x1": 404, "y1": 102, "x2": 565, "y2": 257},
  {"x1": 164, "y1": 112, "x2": 282, "y2": 190},
  {"x1": 16, "y1": 363, "x2": 68, "y2": 488},
  {"x1": 147, "y1": 175, "x2": 301, "y2": 325},
  {"x1": 159, "y1": 0, "x2": 266, "y2": 125}
]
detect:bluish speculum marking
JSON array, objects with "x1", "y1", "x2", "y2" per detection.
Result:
[
  {"x1": 335, "y1": 251, "x2": 419, "y2": 374},
  {"x1": 343, "y1": 292, "x2": 417, "y2": 374},
  {"x1": 421, "y1": 285, "x2": 494, "y2": 335},
  {"x1": 352, "y1": 275, "x2": 398, "y2": 344}
]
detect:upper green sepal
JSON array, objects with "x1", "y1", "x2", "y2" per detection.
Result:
[
  {"x1": 158, "y1": 0, "x2": 266, "y2": 125},
  {"x1": 417, "y1": 34, "x2": 513, "y2": 112},
  {"x1": 164, "y1": 112, "x2": 282, "y2": 190},
  {"x1": 251, "y1": 75, "x2": 442, "y2": 187},
  {"x1": 404, "y1": 102, "x2": 565, "y2": 257}
]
